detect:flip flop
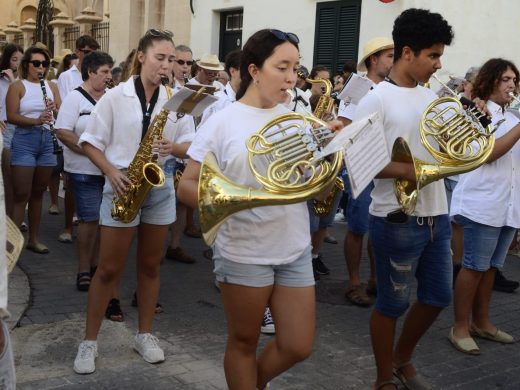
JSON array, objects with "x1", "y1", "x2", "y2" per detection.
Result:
[
  {"x1": 393, "y1": 362, "x2": 433, "y2": 390},
  {"x1": 26, "y1": 242, "x2": 49, "y2": 254}
]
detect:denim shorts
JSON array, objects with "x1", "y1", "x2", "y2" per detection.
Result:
[
  {"x1": 213, "y1": 245, "x2": 315, "y2": 288},
  {"x1": 345, "y1": 180, "x2": 374, "y2": 235},
  {"x1": 2, "y1": 123, "x2": 15, "y2": 150},
  {"x1": 369, "y1": 214, "x2": 452, "y2": 318},
  {"x1": 99, "y1": 176, "x2": 176, "y2": 227},
  {"x1": 10, "y1": 126, "x2": 57, "y2": 167},
  {"x1": 307, "y1": 188, "x2": 343, "y2": 233},
  {"x1": 67, "y1": 173, "x2": 105, "y2": 222},
  {"x1": 454, "y1": 215, "x2": 516, "y2": 271}
]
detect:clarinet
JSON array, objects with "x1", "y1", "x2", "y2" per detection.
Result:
[{"x1": 37, "y1": 74, "x2": 63, "y2": 154}]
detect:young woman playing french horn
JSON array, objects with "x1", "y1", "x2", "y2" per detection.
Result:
[
  {"x1": 178, "y1": 29, "x2": 341, "y2": 390},
  {"x1": 73, "y1": 29, "x2": 194, "y2": 374}
]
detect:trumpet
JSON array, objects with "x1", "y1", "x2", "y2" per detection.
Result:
[{"x1": 38, "y1": 73, "x2": 62, "y2": 155}]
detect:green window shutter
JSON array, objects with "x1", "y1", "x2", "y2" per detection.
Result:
[{"x1": 314, "y1": 0, "x2": 361, "y2": 74}]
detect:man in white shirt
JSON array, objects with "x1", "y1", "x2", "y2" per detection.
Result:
[
  {"x1": 57, "y1": 35, "x2": 100, "y2": 100},
  {"x1": 354, "y1": 9, "x2": 454, "y2": 389},
  {"x1": 172, "y1": 45, "x2": 194, "y2": 91},
  {"x1": 188, "y1": 53, "x2": 224, "y2": 88},
  {"x1": 337, "y1": 37, "x2": 393, "y2": 308}
]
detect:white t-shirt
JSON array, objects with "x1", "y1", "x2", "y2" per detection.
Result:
[
  {"x1": 55, "y1": 88, "x2": 102, "y2": 175},
  {"x1": 199, "y1": 82, "x2": 236, "y2": 127},
  {"x1": 284, "y1": 87, "x2": 311, "y2": 115},
  {"x1": 450, "y1": 100, "x2": 520, "y2": 228},
  {"x1": 188, "y1": 102, "x2": 311, "y2": 265},
  {"x1": 79, "y1": 77, "x2": 193, "y2": 171},
  {"x1": 354, "y1": 81, "x2": 448, "y2": 217},
  {"x1": 0, "y1": 77, "x2": 10, "y2": 121},
  {"x1": 338, "y1": 78, "x2": 375, "y2": 121},
  {"x1": 57, "y1": 65, "x2": 82, "y2": 101}
]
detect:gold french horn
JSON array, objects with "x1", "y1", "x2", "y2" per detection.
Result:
[{"x1": 198, "y1": 113, "x2": 343, "y2": 245}]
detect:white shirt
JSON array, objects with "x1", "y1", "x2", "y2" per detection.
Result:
[
  {"x1": 450, "y1": 100, "x2": 520, "y2": 228},
  {"x1": 55, "y1": 88, "x2": 102, "y2": 175},
  {"x1": 0, "y1": 132, "x2": 7, "y2": 317},
  {"x1": 188, "y1": 102, "x2": 311, "y2": 265},
  {"x1": 0, "y1": 77, "x2": 10, "y2": 121},
  {"x1": 79, "y1": 77, "x2": 194, "y2": 171},
  {"x1": 19, "y1": 80, "x2": 54, "y2": 130},
  {"x1": 355, "y1": 81, "x2": 448, "y2": 217},
  {"x1": 284, "y1": 87, "x2": 312, "y2": 115},
  {"x1": 57, "y1": 64, "x2": 82, "y2": 101},
  {"x1": 199, "y1": 82, "x2": 236, "y2": 127},
  {"x1": 338, "y1": 78, "x2": 375, "y2": 121}
]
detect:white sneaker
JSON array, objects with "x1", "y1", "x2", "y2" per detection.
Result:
[
  {"x1": 260, "y1": 308, "x2": 275, "y2": 334},
  {"x1": 73, "y1": 340, "x2": 98, "y2": 374},
  {"x1": 134, "y1": 333, "x2": 165, "y2": 363}
]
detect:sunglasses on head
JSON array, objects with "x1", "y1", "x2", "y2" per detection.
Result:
[
  {"x1": 175, "y1": 59, "x2": 194, "y2": 66},
  {"x1": 29, "y1": 60, "x2": 50, "y2": 68},
  {"x1": 270, "y1": 29, "x2": 300, "y2": 45},
  {"x1": 146, "y1": 29, "x2": 174, "y2": 39}
]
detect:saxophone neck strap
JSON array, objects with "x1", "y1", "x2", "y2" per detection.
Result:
[{"x1": 135, "y1": 76, "x2": 160, "y2": 140}]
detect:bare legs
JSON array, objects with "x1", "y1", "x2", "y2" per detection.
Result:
[{"x1": 220, "y1": 283, "x2": 315, "y2": 390}]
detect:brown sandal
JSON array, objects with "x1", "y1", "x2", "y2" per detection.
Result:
[
  {"x1": 345, "y1": 285, "x2": 372, "y2": 307},
  {"x1": 374, "y1": 380, "x2": 398, "y2": 390}
]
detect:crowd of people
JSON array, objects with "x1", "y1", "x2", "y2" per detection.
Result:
[{"x1": 0, "y1": 6, "x2": 519, "y2": 390}]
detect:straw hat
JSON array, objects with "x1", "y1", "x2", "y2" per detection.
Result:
[
  {"x1": 196, "y1": 54, "x2": 224, "y2": 71},
  {"x1": 357, "y1": 37, "x2": 394, "y2": 71},
  {"x1": 6, "y1": 217, "x2": 23, "y2": 274},
  {"x1": 52, "y1": 48, "x2": 72, "y2": 64}
]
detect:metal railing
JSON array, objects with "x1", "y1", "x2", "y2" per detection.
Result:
[
  {"x1": 63, "y1": 25, "x2": 80, "y2": 50},
  {"x1": 13, "y1": 33, "x2": 24, "y2": 47},
  {"x1": 91, "y1": 22, "x2": 109, "y2": 52}
]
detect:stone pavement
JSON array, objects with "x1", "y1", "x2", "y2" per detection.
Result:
[{"x1": 7, "y1": 197, "x2": 520, "y2": 389}]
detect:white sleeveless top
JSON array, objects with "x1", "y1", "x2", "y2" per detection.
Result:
[{"x1": 19, "y1": 79, "x2": 54, "y2": 120}]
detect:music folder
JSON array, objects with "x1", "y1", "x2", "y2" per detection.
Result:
[
  {"x1": 312, "y1": 112, "x2": 390, "y2": 199},
  {"x1": 163, "y1": 85, "x2": 219, "y2": 117},
  {"x1": 337, "y1": 73, "x2": 374, "y2": 105}
]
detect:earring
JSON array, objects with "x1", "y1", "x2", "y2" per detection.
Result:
[{"x1": 254, "y1": 79, "x2": 259, "y2": 85}]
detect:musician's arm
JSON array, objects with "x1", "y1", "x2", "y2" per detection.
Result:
[
  {"x1": 375, "y1": 161, "x2": 415, "y2": 181},
  {"x1": 486, "y1": 123, "x2": 520, "y2": 163},
  {"x1": 177, "y1": 159, "x2": 200, "y2": 209}
]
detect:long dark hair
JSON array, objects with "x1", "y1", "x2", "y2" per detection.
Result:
[
  {"x1": 236, "y1": 29, "x2": 299, "y2": 100},
  {"x1": 473, "y1": 58, "x2": 519, "y2": 101},
  {"x1": 0, "y1": 43, "x2": 23, "y2": 72}
]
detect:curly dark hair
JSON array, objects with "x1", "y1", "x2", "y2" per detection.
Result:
[
  {"x1": 0, "y1": 43, "x2": 23, "y2": 71},
  {"x1": 393, "y1": 8, "x2": 454, "y2": 61},
  {"x1": 472, "y1": 58, "x2": 519, "y2": 101}
]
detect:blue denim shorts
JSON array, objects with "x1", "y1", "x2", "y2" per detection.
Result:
[
  {"x1": 10, "y1": 126, "x2": 57, "y2": 167},
  {"x1": 99, "y1": 177, "x2": 176, "y2": 227},
  {"x1": 2, "y1": 123, "x2": 15, "y2": 150},
  {"x1": 67, "y1": 173, "x2": 105, "y2": 222},
  {"x1": 369, "y1": 214, "x2": 452, "y2": 317},
  {"x1": 454, "y1": 215, "x2": 516, "y2": 271},
  {"x1": 345, "y1": 180, "x2": 374, "y2": 235},
  {"x1": 213, "y1": 245, "x2": 315, "y2": 288}
]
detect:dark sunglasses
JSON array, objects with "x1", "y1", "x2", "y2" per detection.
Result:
[
  {"x1": 175, "y1": 59, "x2": 194, "y2": 66},
  {"x1": 270, "y1": 29, "x2": 300, "y2": 45},
  {"x1": 29, "y1": 60, "x2": 50, "y2": 68},
  {"x1": 146, "y1": 29, "x2": 174, "y2": 39}
]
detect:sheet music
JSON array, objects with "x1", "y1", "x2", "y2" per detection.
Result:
[
  {"x1": 163, "y1": 86, "x2": 219, "y2": 117},
  {"x1": 344, "y1": 114, "x2": 389, "y2": 199},
  {"x1": 337, "y1": 73, "x2": 374, "y2": 104}
]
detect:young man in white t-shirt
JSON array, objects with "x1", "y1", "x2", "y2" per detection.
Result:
[
  {"x1": 354, "y1": 9, "x2": 454, "y2": 390},
  {"x1": 338, "y1": 37, "x2": 393, "y2": 308}
]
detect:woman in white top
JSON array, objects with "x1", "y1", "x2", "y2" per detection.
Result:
[
  {"x1": 6, "y1": 46, "x2": 60, "y2": 254},
  {"x1": 450, "y1": 58, "x2": 520, "y2": 355},
  {"x1": 178, "y1": 29, "x2": 324, "y2": 390},
  {"x1": 55, "y1": 51, "x2": 114, "y2": 292},
  {"x1": 0, "y1": 43, "x2": 23, "y2": 218},
  {"x1": 73, "y1": 29, "x2": 191, "y2": 374}
]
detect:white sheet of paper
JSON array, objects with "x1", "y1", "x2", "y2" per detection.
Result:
[
  {"x1": 337, "y1": 73, "x2": 374, "y2": 104},
  {"x1": 163, "y1": 87, "x2": 219, "y2": 117},
  {"x1": 343, "y1": 114, "x2": 390, "y2": 199}
]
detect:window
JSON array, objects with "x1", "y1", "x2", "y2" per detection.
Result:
[
  {"x1": 225, "y1": 13, "x2": 243, "y2": 31},
  {"x1": 219, "y1": 10, "x2": 243, "y2": 61},
  {"x1": 314, "y1": 0, "x2": 361, "y2": 74}
]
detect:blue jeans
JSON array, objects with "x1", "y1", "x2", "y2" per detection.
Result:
[
  {"x1": 10, "y1": 126, "x2": 56, "y2": 167},
  {"x1": 369, "y1": 214, "x2": 452, "y2": 317},
  {"x1": 67, "y1": 173, "x2": 105, "y2": 222},
  {"x1": 454, "y1": 215, "x2": 516, "y2": 271}
]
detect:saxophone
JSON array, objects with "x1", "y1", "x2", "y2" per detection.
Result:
[
  {"x1": 306, "y1": 77, "x2": 345, "y2": 217},
  {"x1": 111, "y1": 77, "x2": 173, "y2": 223}
]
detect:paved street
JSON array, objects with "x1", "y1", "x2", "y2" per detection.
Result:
[{"x1": 7, "y1": 195, "x2": 520, "y2": 389}]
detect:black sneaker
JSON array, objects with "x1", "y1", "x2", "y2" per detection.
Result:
[
  {"x1": 312, "y1": 255, "x2": 330, "y2": 275},
  {"x1": 260, "y1": 308, "x2": 275, "y2": 334},
  {"x1": 493, "y1": 269, "x2": 520, "y2": 293}
]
